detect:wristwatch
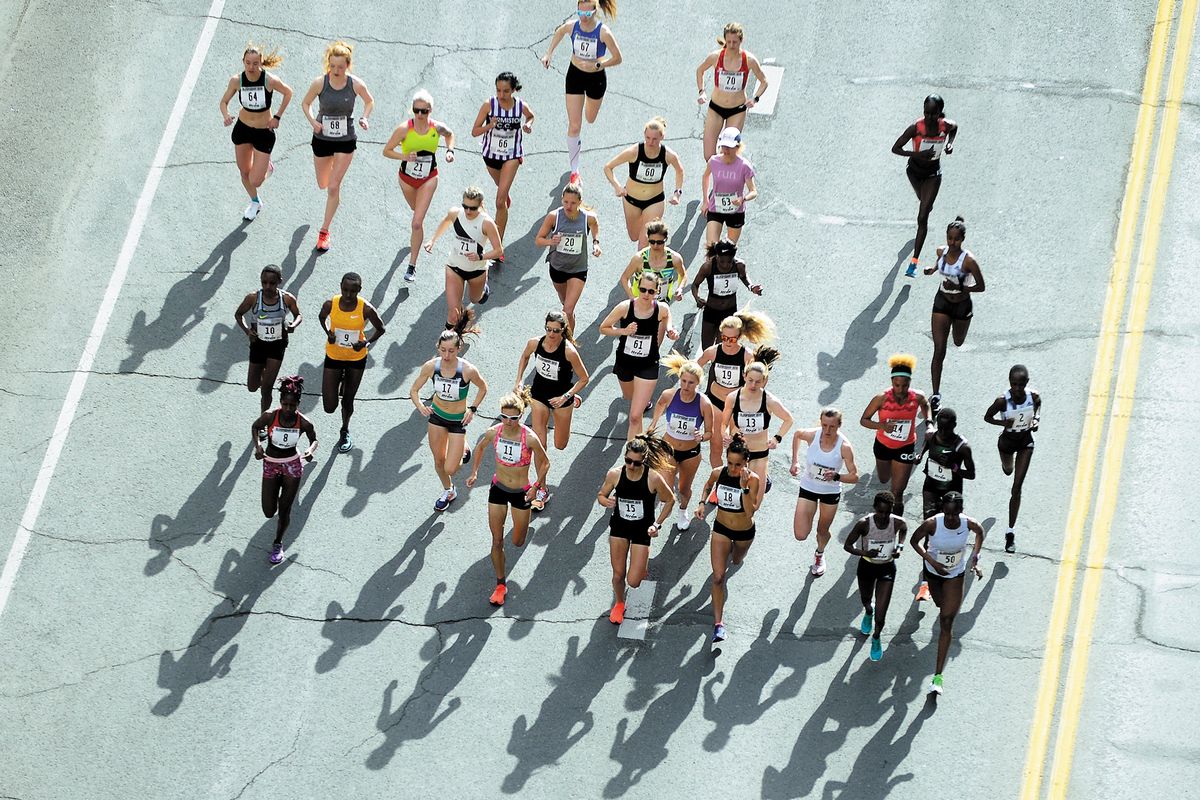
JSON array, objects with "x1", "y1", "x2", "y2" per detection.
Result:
[
  {"x1": 773, "y1": 434, "x2": 783, "y2": 443},
  {"x1": 468, "y1": 405, "x2": 478, "y2": 412}
]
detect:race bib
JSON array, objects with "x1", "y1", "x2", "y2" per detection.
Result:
[
  {"x1": 322, "y1": 116, "x2": 348, "y2": 138},
  {"x1": 635, "y1": 162, "x2": 665, "y2": 183},
  {"x1": 926, "y1": 460, "x2": 953, "y2": 482},
  {"x1": 497, "y1": 438, "x2": 521, "y2": 465},
  {"x1": 712, "y1": 274, "x2": 737, "y2": 296},
  {"x1": 715, "y1": 192, "x2": 740, "y2": 213},
  {"x1": 1009, "y1": 409, "x2": 1034, "y2": 433},
  {"x1": 885, "y1": 419, "x2": 912, "y2": 442},
  {"x1": 920, "y1": 139, "x2": 947, "y2": 160},
  {"x1": 404, "y1": 154, "x2": 433, "y2": 179},
  {"x1": 736, "y1": 412, "x2": 763, "y2": 433},
  {"x1": 869, "y1": 539, "x2": 895, "y2": 560},
  {"x1": 716, "y1": 483, "x2": 742, "y2": 510},
  {"x1": 668, "y1": 415, "x2": 696, "y2": 439},
  {"x1": 939, "y1": 549, "x2": 964, "y2": 569},
  {"x1": 556, "y1": 232, "x2": 583, "y2": 255},
  {"x1": 713, "y1": 363, "x2": 740, "y2": 388},
  {"x1": 455, "y1": 236, "x2": 478, "y2": 257},
  {"x1": 617, "y1": 498, "x2": 643, "y2": 521},
  {"x1": 808, "y1": 463, "x2": 837, "y2": 482},
  {"x1": 572, "y1": 36, "x2": 597, "y2": 60},
  {"x1": 535, "y1": 354, "x2": 559, "y2": 382},
  {"x1": 270, "y1": 427, "x2": 299, "y2": 449},
  {"x1": 239, "y1": 86, "x2": 267, "y2": 110},
  {"x1": 717, "y1": 70, "x2": 745, "y2": 94},
  {"x1": 334, "y1": 328, "x2": 358, "y2": 348},
  {"x1": 623, "y1": 334, "x2": 652, "y2": 358},
  {"x1": 257, "y1": 320, "x2": 282, "y2": 342},
  {"x1": 433, "y1": 375, "x2": 460, "y2": 401},
  {"x1": 490, "y1": 127, "x2": 515, "y2": 153}
]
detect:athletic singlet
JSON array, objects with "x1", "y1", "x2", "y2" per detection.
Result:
[
  {"x1": 909, "y1": 117, "x2": 947, "y2": 171},
  {"x1": 547, "y1": 208, "x2": 590, "y2": 273},
  {"x1": 252, "y1": 289, "x2": 287, "y2": 342},
  {"x1": 431, "y1": 357, "x2": 470, "y2": 403},
  {"x1": 1004, "y1": 389, "x2": 1037, "y2": 433},
  {"x1": 481, "y1": 97, "x2": 524, "y2": 160},
  {"x1": 935, "y1": 248, "x2": 976, "y2": 296},
  {"x1": 570, "y1": 19, "x2": 607, "y2": 61},
  {"x1": 615, "y1": 300, "x2": 661, "y2": 369},
  {"x1": 707, "y1": 259, "x2": 741, "y2": 299},
  {"x1": 665, "y1": 391, "x2": 702, "y2": 441},
  {"x1": 493, "y1": 423, "x2": 533, "y2": 468},
  {"x1": 713, "y1": 49, "x2": 749, "y2": 94},
  {"x1": 926, "y1": 512, "x2": 973, "y2": 578},
  {"x1": 631, "y1": 249, "x2": 678, "y2": 301},
  {"x1": 399, "y1": 119, "x2": 440, "y2": 180},
  {"x1": 798, "y1": 432, "x2": 845, "y2": 495},
  {"x1": 447, "y1": 209, "x2": 488, "y2": 271},
  {"x1": 629, "y1": 142, "x2": 667, "y2": 185},
  {"x1": 875, "y1": 389, "x2": 919, "y2": 447},
  {"x1": 238, "y1": 70, "x2": 273, "y2": 112},
  {"x1": 325, "y1": 295, "x2": 366, "y2": 360},
  {"x1": 267, "y1": 409, "x2": 303, "y2": 452},
  {"x1": 611, "y1": 466, "x2": 654, "y2": 530},
  {"x1": 924, "y1": 433, "x2": 967, "y2": 487},
  {"x1": 732, "y1": 389, "x2": 770, "y2": 435},
  {"x1": 714, "y1": 467, "x2": 748, "y2": 513},
  {"x1": 708, "y1": 344, "x2": 745, "y2": 390},
  {"x1": 862, "y1": 513, "x2": 902, "y2": 564},
  {"x1": 315, "y1": 74, "x2": 356, "y2": 141},
  {"x1": 531, "y1": 336, "x2": 574, "y2": 395}
]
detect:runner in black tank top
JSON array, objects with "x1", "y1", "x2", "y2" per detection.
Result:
[{"x1": 600, "y1": 271, "x2": 678, "y2": 439}]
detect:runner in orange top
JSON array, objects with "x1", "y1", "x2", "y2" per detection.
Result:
[
  {"x1": 318, "y1": 272, "x2": 386, "y2": 453},
  {"x1": 859, "y1": 354, "x2": 930, "y2": 518}
]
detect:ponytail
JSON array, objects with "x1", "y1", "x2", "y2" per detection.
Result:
[
  {"x1": 499, "y1": 385, "x2": 533, "y2": 415},
  {"x1": 626, "y1": 429, "x2": 671, "y2": 472},
  {"x1": 661, "y1": 352, "x2": 703, "y2": 381},
  {"x1": 278, "y1": 374, "x2": 304, "y2": 400}
]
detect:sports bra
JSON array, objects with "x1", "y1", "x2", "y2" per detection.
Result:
[
  {"x1": 708, "y1": 344, "x2": 746, "y2": 390},
  {"x1": 713, "y1": 50, "x2": 749, "y2": 94},
  {"x1": 570, "y1": 20, "x2": 607, "y2": 61},
  {"x1": 493, "y1": 424, "x2": 532, "y2": 468},
  {"x1": 631, "y1": 248, "x2": 678, "y2": 300},
  {"x1": 732, "y1": 389, "x2": 771, "y2": 435},
  {"x1": 267, "y1": 409, "x2": 302, "y2": 452},
  {"x1": 238, "y1": 70, "x2": 273, "y2": 112},
  {"x1": 399, "y1": 119, "x2": 440, "y2": 180},
  {"x1": 910, "y1": 117, "x2": 948, "y2": 168},
  {"x1": 629, "y1": 142, "x2": 667, "y2": 185},
  {"x1": 714, "y1": 467, "x2": 748, "y2": 513},
  {"x1": 431, "y1": 357, "x2": 470, "y2": 403}
]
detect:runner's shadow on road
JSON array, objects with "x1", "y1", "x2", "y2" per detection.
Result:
[
  {"x1": 371, "y1": 246, "x2": 410, "y2": 324},
  {"x1": 375, "y1": 289, "x2": 453, "y2": 397},
  {"x1": 146, "y1": 441, "x2": 249, "y2": 576},
  {"x1": 121, "y1": 225, "x2": 248, "y2": 373},
  {"x1": 340, "y1": 415, "x2": 426, "y2": 517},
  {"x1": 815, "y1": 239, "x2": 915, "y2": 405}
]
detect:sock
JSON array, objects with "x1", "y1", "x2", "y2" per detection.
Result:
[
  {"x1": 1007, "y1": 527, "x2": 1015, "y2": 534},
  {"x1": 910, "y1": 256, "x2": 919, "y2": 267},
  {"x1": 568, "y1": 135, "x2": 582, "y2": 173},
  {"x1": 497, "y1": 577, "x2": 506, "y2": 586},
  {"x1": 252, "y1": 196, "x2": 260, "y2": 203},
  {"x1": 815, "y1": 549, "x2": 824, "y2": 557}
]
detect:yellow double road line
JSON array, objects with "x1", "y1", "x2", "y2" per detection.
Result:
[{"x1": 1020, "y1": 0, "x2": 1197, "y2": 797}]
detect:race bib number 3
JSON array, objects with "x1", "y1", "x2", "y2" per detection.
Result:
[
  {"x1": 715, "y1": 193, "x2": 740, "y2": 213},
  {"x1": 322, "y1": 116, "x2": 348, "y2": 138},
  {"x1": 623, "y1": 334, "x2": 652, "y2": 358},
  {"x1": 712, "y1": 274, "x2": 737, "y2": 296},
  {"x1": 618, "y1": 498, "x2": 643, "y2": 521},
  {"x1": 334, "y1": 328, "x2": 357, "y2": 348}
]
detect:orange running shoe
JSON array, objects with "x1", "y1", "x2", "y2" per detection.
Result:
[
  {"x1": 609, "y1": 602, "x2": 625, "y2": 625},
  {"x1": 489, "y1": 583, "x2": 507, "y2": 606},
  {"x1": 915, "y1": 582, "x2": 931, "y2": 602},
  {"x1": 316, "y1": 228, "x2": 331, "y2": 252}
]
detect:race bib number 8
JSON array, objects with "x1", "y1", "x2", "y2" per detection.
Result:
[
  {"x1": 272, "y1": 427, "x2": 299, "y2": 448},
  {"x1": 618, "y1": 499, "x2": 643, "y2": 521},
  {"x1": 322, "y1": 116, "x2": 348, "y2": 138}
]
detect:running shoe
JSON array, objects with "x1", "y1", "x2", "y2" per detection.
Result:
[
  {"x1": 916, "y1": 582, "x2": 931, "y2": 602},
  {"x1": 434, "y1": 487, "x2": 457, "y2": 512},
  {"x1": 479, "y1": 283, "x2": 491, "y2": 304},
  {"x1": 268, "y1": 543, "x2": 284, "y2": 565},
  {"x1": 677, "y1": 506, "x2": 692, "y2": 530},
  {"x1": 609, "y1": 602, "x2": 625, "y2": 625},
  {"x1": 531, "y1": 487, "x2": 549, "y2": 512},
  {"x1": 316, "y1": 228, "x2": 331, "y2": 252},
  {"x1": 904, "y1": 262, "x2": 917, "y2": 278},
  {"x1": 1005, "y1": 532, "x2": 1016, "y2": 553},
  {"x1": 713, "y1": 622, "x2": 727, "y2": 643},
  {"x1": 860, "y1": 609, "x2": 874, "y2": 635},
  {"x1": 569, "y1": 171, "x2": 581, "y2": 187},
  {"x1": 489, "y1": 583, "x2": 507, "y2": 606},
  {"x1": 928, "y1": 674, "x2": 944, "y2": 695},
  {"x1": 461, "y1": 446, "x2": 472, "y2": 465},
  {"x1": 336, "y1": 430, "x2": 353, "y2": 453},
  {"x1": 404, "y1": 264, "x2": 417, "y2": 283},
  {"x1": 870, "y1": 637, "x2": 883, "y2": 662},
  {"x1": 810, "y1": 551, "x2": 826, "y2": 577},
  {"x1": 243, "y1": 199, "x2": 262, "y2": 221},
  {"x1": 929, "y1": 393, "x2": 942, "y2": 416}
]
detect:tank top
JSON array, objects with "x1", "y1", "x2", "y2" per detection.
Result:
[
  {"x1": 431, "y1": 357, "x2": 470, "y2": 403},
  {"x1": 713, "y1": 49, "x2": 749, "y2": 94},
  {"x1": 862, "y1": 513, "x2": 902, "y2": 564},
  {"x1": 798, "y1": 432, "x2": 845, "y2": 495},
  {"x1": 570, "y1": 20, "x2": 607, "y2": 62},
  {"x1": 629, "y1": 142, "x2": 667, "y2": 185},
  {"x1": 631, "y1": 249, "x2": 678, "y2": 301},
  {"x1": 546, "y1": 208, "x2": 589, "y2": 273},
  {"x1": 481, "y1": 97, "x2": 524, "y2": 160},
  {"x1": 251, "y1": 289, "x2": 287, "y2": 342},
  {"x1": 732, "y1": 389, "x2": 770, "y2": 435},
  {"x1": 875, "y1": 389, "x2": 919, "y2": 447},
  {"x1": 909, "y1": 117, "x2": 947, "y2": 172},
  {"x1": 314, "y1": 74, "x2": 357, "y2": 141},
  {"x1": 665, "y1": 391, "x2": 702, "y2": 441},
  {"x1": 708, "y1": 344, "x2": 745, "y2": 390},
  {"x1": 238, "y1": 70, "x2": 273, "y2": 112},
  {"x1": 706, "y1": 258, "x2": 741, "y2": 301},
  {"x1": 615, "y1": 301, "x2": 661, "y2": 370},
  {"x1": 611, "y1": 466, "x2": 655, "y2": 532},
  {"x1": 325, "y1": 295, "x2": 366, "y2": 361},
  {"x1": 926, "y1": 513, "x2": 972, "y2": 578},
  {"x1": 714, "y1": 467, "x2": 748, "y2": 514},
  {"x1": 1004, "y1": 389, "x2": 1037, "y2": 433},
  {"x1": 267, "y1": 409, "x2": 303, "y2": 453},
  {"x1": 924, "y1": 433, "x2": 967, "y2": 489},
  {"x1": 493, "y1": 424, "x2": 532, "y2": 468},
  {"x1": 935, "y1": 248, "x2": 976, "y2": 296},
  {"x1": 531, "y1": 336, "x2": 574, "y2": 396},
  {"x1": 399, "y1": 119, "x2": 440, "y2": 180},
  {"x1": 447, "y1": 209, "x2": 488, "y2": 271}
]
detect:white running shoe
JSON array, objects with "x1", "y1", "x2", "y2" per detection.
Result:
[
  {"x1": 243, "y1": 199, "x2": 262, "y2": 221},
  {"x1": 810, "y1": 551, "x2": 826, "y2": 577},
  {"x1": 677, "y1": 506, "x2": 691, "y2": 529}
]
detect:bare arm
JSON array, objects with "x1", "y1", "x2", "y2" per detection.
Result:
[
  {"x1": 283, "y1": 292, "x2": 303, "y2": 332},
  {"x1": 746, "y1": 54, "x2": 769, "y2": 106},
  {"x1": 268, "y1": 74, "x2": 293, "y2": 120},
  {"x1": 382, "y1": 124, "x2": 408, "y2": 160},
  {"x1": 599, "y1": 302, "x2": 634, "y2": 337},
  {"x1": 480, "y1": 219, "x2": 505, "y2": 262},
  {"x1": 534, "y1": 211, "x2": 559, "y2": 248},
  {"x1": 965, "y1": 254, "x2": 985, "y2": 293},
  {"x1": 891, "y1": 124, "x2": 919, "y2": 157},
  {"x1": 695, "y1": 51, "x2": 718, "y2": 97},
  {"x1": 353, "y1": 78, "x2": 374, "y2": 129},
  {"x1": 466, "y1": 426, "x2": 499, "y2": 486},
  {"x1": 666, "y1": 148, "x2": 685, "y2": 199},
  {"x1": 617, "y1": 254, "x2": 641, "y2": 299},
  {"x1": 360, "y1": 302, "x2": 386, "y2": 349},
  {"x1": 596, "y1": 468, "x2": 620, "y2": 508},
  {"x1": 599, "y1": 28, "x2": 622, "y2": 69},
  {"x1": 219, "y1": 75, "x2": 238, "y2": 125},
  {"x1": 840, "y1": 440, "x2": 860, "y2": 484},
  {"x1": 470, "y1": 101, "x2": 493, "y2": 138},
  {"x1": 514, "y1": 337, "x2": 538, "y2": 389},
  {"x1": 301, "y1": 77, "x2": 323, "y2": 133},
  {"x1": 843, "y1": 517, "x2": 870, "y2": 557},
  {"x1": 409, "y1": 360, "x2": 436, "y2": 416},
  {"x1": 563, "y1": 343, "x2": 590, "y2": 397},
  {"x1": 604, "y1": 145, "x2": 638, "y2": 194},
  {"x1": 424, "y1": 208, "x2": 458, "y2": 253},
  {"x1": 464, "y1": 363, "x2": 489, "y2": 424},
  {"x1": 860, "y1": 394, "x2": 885, "y2": 431},
  {"x1": 540, "y1": 22, "x2": 573, "y2": 67},
  {"x1": 234, "y1": 292, "x2": 256, "y2": 337}
]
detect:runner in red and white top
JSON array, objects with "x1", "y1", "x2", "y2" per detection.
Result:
[
  {"x1": 891, "y1": 94, "x2": 959, "y2": 276},
  {"x1": 694, "y1": 22, "x2": 769, "y2": 161},
  {"x1": 859, "y1": 354, "x2": 931, "y2": 519}
]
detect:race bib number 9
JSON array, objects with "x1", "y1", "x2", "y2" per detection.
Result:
[
  {"x1": 322, "y1": 116, "x2": 348, "y2": 138},
  {"x1": 334, "y1": 328, "x2": 357, "y2": 348}
]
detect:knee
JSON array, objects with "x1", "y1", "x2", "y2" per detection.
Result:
[
  {"x1": 712, "y1": 570, "x2": 727, "y2": 588},
  {"x1": 322, "y1": 399, "x2": 338, "y2": 414},
  {"x1": 567, "y1": 123, "x2": 582, "y2": 137},
  {"x1": 939, "y1": 613, "x2": 955, "y2": 631},
  {"x1": 443, "y1": 461, "x2": 461, "y2": 477},
  {"x1": 917, "y1": 209, "x2": 932, "y2": 225},
  {"x1": 613, "y1": 566, "x2": 627, "y2": 583},
  {"x1": 447, "y1": 305, "x2": 461, "y2": 323},
  {"x1": 794, "y1": 528, "x2": 810, "y2": 542},
  {"x1": 628, "y1": 574, "x2": 643, "y2": 589},
  {"x1": 239, "y1": 169, "x2": 252, "y2": 182}
]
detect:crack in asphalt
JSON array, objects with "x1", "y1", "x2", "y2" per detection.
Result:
[{"x1": 229, "y1": 726, "x2": 302, "y2": 800}]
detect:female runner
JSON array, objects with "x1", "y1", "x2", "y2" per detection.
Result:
[
  {"x1": 701, "y1": 127, "x2": 757, "y2": 246},
  {"x1": 984, "y1": 364, "x2": 1041, "y2": 553},
  {"x1": 514, "y1": 310, "x2": 590, "y2": 511},
  {"x1": 602, "y1": 117, "x2": 684, "y2": 247},
  {"x1": 300, "y1": 41, "x2": 375, "y2": 252},
  {"x1": 251, "y1": 376, "x2": 317, "y2": 564},
  {"x1": 696, "y1": 311, "x2": 776, "y2": 467},
  {"x1": 410, "y1": 319, "x2": 489, "y2": 512},
  {"x1": 540, "y1": 0, "x2": 623, "y2": 183},
  {"x1": 318, "y1": 272, "x2": 386, "y2": 453},
  {"x1": 859, "y1": 354, "x2": 931, "y2": 517},
  {"x1": 789, "y1": 408, "x2": 859, "y2": 577},
  {"x1": 843, "y1": 491, "x2": 907, "y2": 662},
  {"x1": 233, "y1": 264, "x2": 302, "y2": 412},
  {"x1": 425, "y1": 186, "x2": 505, "y2": 330},
  {"x1": 694, "y1": 23, "x2": 769, "y2": 161},
  {"x1": 617, "y1": 220, "x2": 687, "y2": 303},
  {"x1": 382, "y1": 89, "x2": 456, "y2": 284},
  {"x1": 533, "y1": 182, "x2": 601, "y2": 331},
  {"x1": 892, "y1": 94, "x2": 958, "y2": 276},
  {"x1": 690, "y1": 239, "x2": 762, "y2": 349},
  {"x1": 913, "y1": 407, "x2": 975, "y2": 602},
  {"x1": 720, "y1": 358, "x2": 793, "y2": 503},
  {"x1": 695, "y1": 434, "x2": 762, "y2": 642},
  {"x1": 649, "y1": 355, "x2": 716, "y2": 530},
  {"x1": 466, "y1": 387, "x2": 550, "y2": 606},
  {"x1": 471, "y1": 72, "x2": 535, "y2": 242},
  {"x1": 219, "y1": 45, "x2": 292, "y2": 221},
  {"x1": 597, "y1": 431, "x2": 675, "y2": 625},
  {"x1": 924, "y1": 216, "x2": 985, "y2": 414}
]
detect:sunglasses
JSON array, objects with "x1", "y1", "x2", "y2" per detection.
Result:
[
  {"x1": 545, "y1": 326, "x2": 564, "y2": 334},
  {"x1": 499, "y1": 412, "x2": 520, "y2": 420},
  {"x1": 624, "y1": 457, "x2": 644, "y2": 466},
  {"x1": 462, "y1": 203, "x2": 480, "y2": 211},
  {"x1": 638, "y1": 286, "x2": 658, "y2": 294},
  {"x1": 412, "y1": 106, "x2": 431, "y2": 115},
  {"x1": 720, "y1": 334, "x2": 739, "y2": 343},
  {"x1": 648, "y1": 238, "x2": 667, "y2": 245}
]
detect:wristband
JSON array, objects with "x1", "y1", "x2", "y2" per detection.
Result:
[
  {"x1": 672, "y1": 188, "x2": 683, "y2": 196},
  {"x1": 773, "y1": 434, "x2": 783, "y2": 443},
  {"x1": 273, "y1": 114, "x2": 281, "y2": 120},
  {"x1": 468, "y1": 405, "x2": 478, "y2": 412},
  {"x1": 754, "y1": 95, "x2": 763, "y2": 103}
]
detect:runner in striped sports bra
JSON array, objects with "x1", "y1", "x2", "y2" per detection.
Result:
[
  {"x1": 466, "y1": 387, "x2": 550, "y2": 606},
  {"x1": 844, "y1": 490, "x2": 908, "y2": 662},
  {"x1": 233, "y1": 264, "x2": 302, "y2": 412},
  {"x1": 618, "y1": 219, "x2": 687, "y2": 302},
  {"x1": 649, "y1": 354, "x2": 716, "y2": 531},
  {"x1": 984, "y1": 364, "x2": 1041, "y2": 553},
  {"x1": 892, "y1": 94, "x2": 958, "y2": 276},
  {"x1": 471, "y1": 72, "x2": 536, "y2": 242},
  {"x1": 694, "y1": 22, "x2": 769, "y2": 161},
  {"x1": 859, "y1": 353, "x2": 931, "y2": 518},
  {"x1": 251, "y1": 376, "x2": 317, "y2": 565}
]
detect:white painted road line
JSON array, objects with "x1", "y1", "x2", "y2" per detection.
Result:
[
  {"x1": 617, "y1": 580, "x2": 656, "y2": 640},
  {"x1": 0, "y1": 0, "x2": 227, "y2": 625},
  {"x1": 750, "y1": 65, "x2": 785, "y2": 116}
]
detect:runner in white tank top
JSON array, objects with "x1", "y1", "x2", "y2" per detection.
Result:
[
  {"x1": 845, "y1": 491, "x2": 908, "y2": 661},
  {"x1": 426, "y1": 187, "x2": 504, "y2": 331},
  {"x1": 984, "y1": 364, "x2": 1041, "y2": 553},
  {"x1": 790, "y1": 408, "x2": 858, "y2": 577}
]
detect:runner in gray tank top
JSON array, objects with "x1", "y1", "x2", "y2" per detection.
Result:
[{"x1": 534, "y1": 183, "x2": 601, "y2": 332}]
